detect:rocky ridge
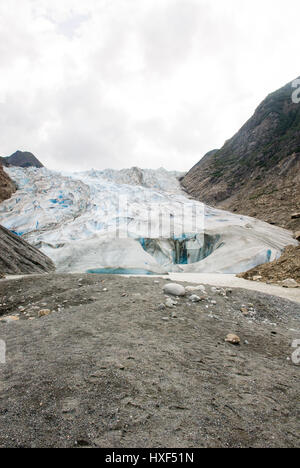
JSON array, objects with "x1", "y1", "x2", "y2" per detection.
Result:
[
  {"x1": 0, "y1": 164, "x2": 16, "y2": 203},
  {"x1": 0, "y1": 225, "x2": 55, "y2": 276}
]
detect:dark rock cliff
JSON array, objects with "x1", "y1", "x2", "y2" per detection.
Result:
[
  {"x1": 0, "y1": 226, "x2": 55, "y2": 276},
  {"x1": 0, "y1": 164, "x2": 16, "y2": 203}
]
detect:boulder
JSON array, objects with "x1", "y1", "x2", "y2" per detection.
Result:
[
  {"x1": 281, "y1": 278, "x2": 299, "y2": 288},
  {"x1": 163, "y1": 283, "x2": 186, "y2": 297}
]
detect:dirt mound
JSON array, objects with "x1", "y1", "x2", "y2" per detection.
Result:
[
  {"x1": 0, "y1": 274, "x2": 299, "y2": 448},
  {"x1": 239, "y1": 245, "x2": 300, "y2": 284}
]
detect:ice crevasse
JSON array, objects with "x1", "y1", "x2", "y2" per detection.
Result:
[{"x1": 0, "y1": 166, "x2": 296, "y2": 275}]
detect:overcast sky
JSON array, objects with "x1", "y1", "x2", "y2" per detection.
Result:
[{"x1": 0, "y1": 0, "x2": 299, "y2": 172}]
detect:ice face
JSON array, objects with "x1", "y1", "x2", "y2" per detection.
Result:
[{"x1": 0, "y1": 166, "x2": 296, "y2": 274}]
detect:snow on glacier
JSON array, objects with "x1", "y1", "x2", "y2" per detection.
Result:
[{"x1": 0, "y1": 166, "x2": 297, "y2": 274}]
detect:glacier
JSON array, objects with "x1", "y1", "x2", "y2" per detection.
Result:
[{"x1": 0, "y1": 166, "x2": 297, "y2": 275}]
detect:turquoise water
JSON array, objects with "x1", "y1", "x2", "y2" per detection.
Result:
[{"x1": 86, "y1": 268, "x2": 157, "y2": 275}]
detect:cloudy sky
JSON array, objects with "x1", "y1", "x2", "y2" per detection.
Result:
[{"x1": 0, "y1": 0, "x2": 299, "y2": 172}]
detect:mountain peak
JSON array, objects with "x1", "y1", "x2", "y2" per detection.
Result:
[{"x1": 0, "y1": 151, "x2": 43, "y2": 168}]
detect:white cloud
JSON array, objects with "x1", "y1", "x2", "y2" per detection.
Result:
[{"x1": 0, "y1": 0, "x2": 299, "y2": 171}]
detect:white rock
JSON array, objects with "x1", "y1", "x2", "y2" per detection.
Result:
[
  {"x1": 165, "y1": 298, "x2": 177, "y2": 308},
  {"x1": 163, "y1": 283, "x2": 186, "y2": 297},
  {"x1": 185, "y1": 285, "x2": 206, "y2": 293},
  {"x1": 281, "y1": 278, "x2": 299, "y2": 288}
]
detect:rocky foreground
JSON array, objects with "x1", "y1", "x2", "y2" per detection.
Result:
[{"x1": 0, "y1": 274, "x2": 299, "y2": 448}]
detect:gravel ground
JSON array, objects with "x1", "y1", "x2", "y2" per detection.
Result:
[{"x1": 0, "y1": 273, "x2": 299, "y2": 448}]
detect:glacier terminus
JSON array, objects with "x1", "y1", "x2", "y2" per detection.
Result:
[{"x1": 0, "y1": 166, "x2": 296, "y2": 275}]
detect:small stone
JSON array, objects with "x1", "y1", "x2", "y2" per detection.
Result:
[
  {"x1": 291, "y1": 212, "x2": 300, "y2": 219},
  {"x1": 218, "y1": 291, "x2": 226, "y2": 297},
  {"x1": 161, "y1": 317, "x2": 169, "y2": 322},
  {"x1": 38, "y1": 309, "x2": 52, "y2": 318},
  {"x1": 253, "y1": 275, "x2": 263, "y2": 281},
  {"x1": 165, "y1": 298, "x2": 177, "y2": 309},
  {"x1": 225, "y1": 334, "x2": 241, "y2": 345},
  {"x1": 157, "y1": 304, "x2": 166, "y2": 311},
  {"x1": 171, "y1": 311, "x2": 178, "y2": 319},
  {"x1": 240, "y1": 307, "x2": 249, "y2": 315},
  {"x1": 189, "y1": 295, "x2": 201, "y2": 303},
  {"x1": 163, "y1": 283, "x2": 186, "y2": 297},
  {"x1": 1, "y1": 315, "x2": 20, "y2": 323}
]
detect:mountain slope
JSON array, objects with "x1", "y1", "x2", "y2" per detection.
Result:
[
  {"x1": 0, "y1": 225, "x2": 55, "y2": 276},
  {"x1": 0, "y1": 165, "x2": 16, "y2": 203},
  {"x1": 0, "y1": 151, "x2": 43, "y2": 168},
  {"x1": 181, "y1": 78, "x2": 300, "y2": 230}
]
